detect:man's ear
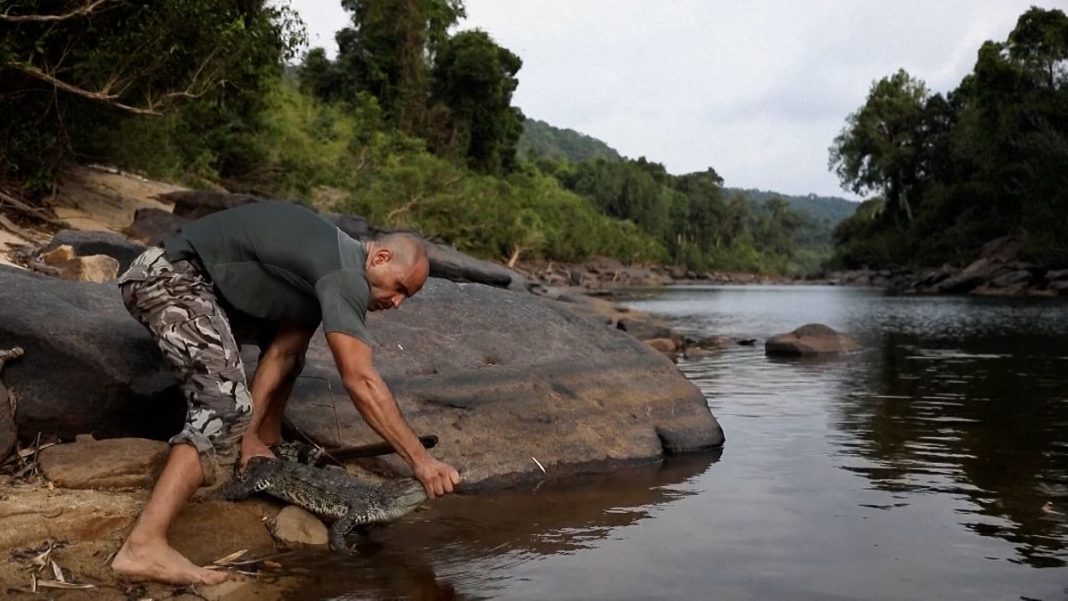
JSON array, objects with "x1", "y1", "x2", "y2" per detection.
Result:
[{"x1": 372, "y1": 248, "x2": 392, "y2": 266}]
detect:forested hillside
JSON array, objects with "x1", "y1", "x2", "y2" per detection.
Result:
[
  {"x1": 517, "y1": 118, "x2": 622, "y2": 163},
  {"x1": 725, "y1": 188, "x2": 857, "y2": 227},
  {"x1": 2, "y1": 0, "x2": 947, "y2": 277}
]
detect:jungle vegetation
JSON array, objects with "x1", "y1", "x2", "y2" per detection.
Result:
[
  {"x1": 828, "y1": 6, "x2": 1068, "y2": 268},
  {"x1": 4, "y1": 2, "x2": 1058, "y2": 272}
]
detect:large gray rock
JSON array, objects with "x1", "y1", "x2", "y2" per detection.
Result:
[
  {"x1": 0, "y1": 268, "x2": 723, "y2": 490},
  {"x1": 935, "y1": 258, "x2": 1000, "y2": 293},
  {"x1": 765, "y1": 323, "x2": 860, "y2": 356},
  {"x1": 424, "y1": 242, "x2": 526, "y2": 290},
  {"x1": 0, "y1": 266, "x2": 186, "y2": 442},
  {"x1": 616, "y1": 316, "x2": 674, "y2": 341},
  {"x1": 324, "y1": 212, "x2": 526, "y2": 290},
  {"x1": 125, "y1": 207, "x2": 190, "y2": 246},
  {"x1": 273, "y1": 279, "x2": 724, "y2": 488},
  {"x1": 0, "y1": 347, "x2": 20, "y2": 462},
  {"x1": 159, "y1": 190, "x2": 263, "y2": 219}
]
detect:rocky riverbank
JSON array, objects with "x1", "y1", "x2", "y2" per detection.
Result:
[
  {"x1": 0, "y1": 165, "x2": 725, "y2": 596},
  {"x1": 798, "y1": 236, "x2": 1068, "y2": 298}
]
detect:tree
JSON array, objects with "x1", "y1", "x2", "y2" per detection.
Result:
[
  {"x1": 1006, "y1": 6, "x2": 1068, "y2": 90},
  {"x1": 0, "y1": 0, "x2": 305, "y2": 187},
  {"x1": 335, "y1": 0, "x2": 464, "y2": 133},
  {"x1": 429, "y1": 29, "x2": 524, "y2": 174},
  {"x1": 829, "y1": 69, "x2": 929, "y2": 224}
]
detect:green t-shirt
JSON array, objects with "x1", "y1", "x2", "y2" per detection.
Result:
[{"x1": 164, "y1": 202, "x2": 370, "y2": 342}]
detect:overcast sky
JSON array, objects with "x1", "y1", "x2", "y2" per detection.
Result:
[{"x1": 289, "y1": 0, "x2": 1056, "y2": 199}]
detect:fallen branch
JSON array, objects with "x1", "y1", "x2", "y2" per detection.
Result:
[
  {"x1": 0, "y1": 0, "x2": 114, "y2": 22},
  {"x1": 0, "y1": 189, "x2": 68, "y2": 228},
  {"x1": 8, "y1": 62, "x2": 162, "y2": 115},
  {"x1": 387, "y1": 197, "x2": 421, "y2": 220},
  {"x1": 0, "y1": 214, "x2": 39, "y2": 243}
]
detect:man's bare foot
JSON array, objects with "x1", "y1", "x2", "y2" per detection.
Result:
[{"x1": 112, "y1": 537, "x2": 229, "y2": 585}]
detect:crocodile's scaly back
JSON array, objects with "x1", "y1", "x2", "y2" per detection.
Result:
[{"x1": 222, "y1": 457, "x2": 427, "y2": 551}]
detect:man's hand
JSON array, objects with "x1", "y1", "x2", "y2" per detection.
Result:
[
  {"x1": 413, "y1": 456, "x2": 461, "y2": 498},
  {"x1": 238, "y1": 434, "x2": 275, "y2": 470}
]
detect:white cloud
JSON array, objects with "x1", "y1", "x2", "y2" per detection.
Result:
[{"x1": 286, "y1": 0, "x2": 1053, "y2": 198}]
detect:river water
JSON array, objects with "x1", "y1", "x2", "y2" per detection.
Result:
[{"x1": 294, "y1": 285, "x2": 1068, "y2": 600}]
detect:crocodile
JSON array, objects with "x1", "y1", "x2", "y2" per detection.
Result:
[{"x1": 221, "y1": 457, "x2": 427, "y2": 551}]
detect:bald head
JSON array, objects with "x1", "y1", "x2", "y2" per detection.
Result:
[
  {"x1": 363, "y1": 233, "x2": 430, "y2": 311},
  {"x1": 374, "y1": 232, "x2": 427, "y2": 270}
]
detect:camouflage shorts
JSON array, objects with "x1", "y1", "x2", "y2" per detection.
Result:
[{"x1": 118, "y1": 247, "x2": 252, "y2": 485}]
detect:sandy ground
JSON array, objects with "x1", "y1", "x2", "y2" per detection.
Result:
[
  {"x1": 0, "y1": 164, "x2": 183, "y2": 267},
  {"x1": 0, "y1": 477, "x2": 293, "y2": 600}
]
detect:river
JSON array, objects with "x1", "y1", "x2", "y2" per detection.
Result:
[{"x1": 291, "y1": 285, "x2": 1068, "y2": 600}]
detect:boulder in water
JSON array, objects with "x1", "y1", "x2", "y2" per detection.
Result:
[{"x1": 765, "y1": 323, "x2": 860, "y2": 356}]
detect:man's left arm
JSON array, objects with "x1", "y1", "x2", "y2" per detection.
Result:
[
  {"x1": 327, "y1": 331, "x2": 461, "y2": 498},
  {"x1": 240, "y1": 321, "x2": 315, "y2": 466}
]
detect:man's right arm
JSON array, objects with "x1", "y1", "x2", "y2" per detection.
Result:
[{"x1": 325, "y1": 331, "x2": 460, "y2": 497}]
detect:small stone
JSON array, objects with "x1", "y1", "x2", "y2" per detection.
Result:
[
  {"x1": 645, "y1": 338, "x2": 676, "y2": 353},
  {"x1": 38, "y1": 245, "x2": 119, "y2": 282},
  {"x1": 271, "y1": 505, "x2": 329, "y2": 548}
]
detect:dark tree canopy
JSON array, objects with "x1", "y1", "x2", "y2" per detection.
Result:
[
  {"x1": 429, "y1": 29, "x2": 524, "y2": 174},
  {"x1": 828, "y1": 7, "x2": 1068, "y2": 268},
  {"x1": 0, "y1": 0, "x2": 305, "y2": 186}
]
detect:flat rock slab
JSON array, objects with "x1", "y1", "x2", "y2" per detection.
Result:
[
  {"x1": 765, "y1": 323, "x2": 860, "y2": 356},
  {"x1": 39, "y1": 437, "x2": 168, "y2": 490}
]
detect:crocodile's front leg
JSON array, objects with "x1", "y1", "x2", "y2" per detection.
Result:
[{"x1": 329, "y1": 510, "x2": 360, "y2": 552}]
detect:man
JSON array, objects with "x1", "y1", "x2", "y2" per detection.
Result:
[{"x1": 110, "y1": 201, "x2": 460, "y2": 585}]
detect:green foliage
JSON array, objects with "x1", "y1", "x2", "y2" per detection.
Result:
[
  {"x1": 211, "y1": 81, "x2": 665, "y2": 264},
  {"x1": 334, "y1": 0, "x2": 464, "y2": 133},
  {"x1": 725, "y1": 187, "x2": 858, "y2": 226},
  {"x1": 830, "y1": 7, "x2": 1068, "y2": 269},
  {"x1": 518, "y1": 118, "x2": 623, "y2": 163},
  {"x1": 829, "y1": 69, "x2": 929, "y2": 224},
  {"x1": 429, "y1": 29, "x2": 524, "y2": 174},
  {"x1": 306, "y1": 1, "x2": 523, "y2": 174},
  {"x1": 0, "y1": 0, "x2": 305, "y2": 189},
  {"x1": 544, "y1": 156, "x2": 825, "y2": 274}
]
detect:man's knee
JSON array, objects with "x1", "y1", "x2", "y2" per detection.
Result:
[{"x1": 282, "y1": 355, "x2": 306, "y2": 384}]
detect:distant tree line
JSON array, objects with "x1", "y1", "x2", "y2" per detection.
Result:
[{"x1": 829, "y1": 6, "x2": 1068, "y2": 268}]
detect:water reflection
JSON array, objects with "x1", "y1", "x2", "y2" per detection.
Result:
[
  {"x1": 834, "y1": 330, "x2": 1068, "y2": 568},
  {"x1": 644, "y1": 285, "x2": 1068, "y2": 571},
  {"x1": 271, "y1": 454, "x2": 718, "y2": 600}
]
